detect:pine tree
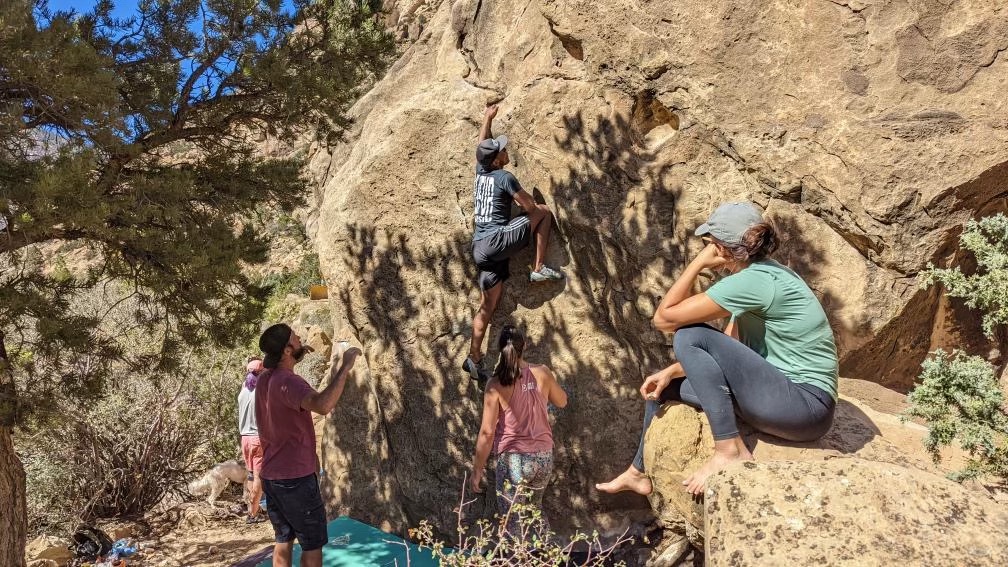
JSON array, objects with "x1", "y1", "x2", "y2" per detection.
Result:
[{"x1": 0, "y1": 1, "x2": 392, "y2": 562}]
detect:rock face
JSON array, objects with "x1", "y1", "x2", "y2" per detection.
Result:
[
  {"x1": 642, "y1": 394, "x2": 976, "y2": 545},
  {"x1": 705, "y1": 460, "x2": 1008, "y2": 565},
  {"x1": 300, "y1": 0, "x2": 1008, "y2": 536}
]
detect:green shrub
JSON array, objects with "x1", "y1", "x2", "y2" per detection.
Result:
[
  {"x1": 261, "y1": 252, "x2": 323, "y2": 323},
  {"x1": 909, "y1": 213, "x2": 1008, "y2": 481},
  {"x1": 21, "y1": 348, "x2": 245, "y2": 535},
  {"x1": 261, "y1": 252, "x2": 323, "y2": 298},
  {"x1": 904, "y1": 350, "x2": 1008, "y2": 481},
  {"x1": 919, "y1": 214, "x2": 1008, "y2": 339}
]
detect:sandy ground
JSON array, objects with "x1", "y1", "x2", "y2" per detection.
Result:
[
  {"x1": 82, "y1": 499, "x2": 276, "y2": 567},
  {"x1": 127, "y1": 413, "x2": 331, "y2": 567},
  {"x1": 140, "y1": 504, "x2": 275, "y2": 567}
]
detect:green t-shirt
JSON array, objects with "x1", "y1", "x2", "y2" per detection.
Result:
[{"x1": 705, "y1": 259, "x2": 838, "y2": 400}]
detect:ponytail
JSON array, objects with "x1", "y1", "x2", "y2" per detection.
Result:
[
  {"x1": 741, "y1": 222, "x2": 779, "y2": 261},
  {"x1": 492, "y1": 325, "x2": 526, "y2": 387},
  {"x1": 717, "y1": 221, "x2": 780, "y2": 262}
]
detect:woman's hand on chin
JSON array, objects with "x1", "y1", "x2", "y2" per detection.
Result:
[{"x1": 694, "y1": 242, "x2": 731, "y2": 271}]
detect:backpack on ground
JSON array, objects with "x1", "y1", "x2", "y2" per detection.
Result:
[{"x1": 70, "y1": 524, "x2": 113, "y2": 560}]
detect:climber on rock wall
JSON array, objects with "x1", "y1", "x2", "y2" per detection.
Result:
[
  {"x1": 595, "y1": 202, "x2": 839, "y2": 496},
  {"x1": 462, "y1": 104, "x2": 563, "y2": 383},
  {"x1": 469, "y1": 325, "x2": 567, "y2": 535}
]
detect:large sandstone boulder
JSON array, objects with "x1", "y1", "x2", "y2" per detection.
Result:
[
  {"x1": 298, "y1": 0, "x2": 1008, "y2": 536},
  {"x1": 642, "y1": 393, "x2": 968, "y2": 545},
  {"x1": 705, "y1": 460, "x2": 1008, "y2": 565}
]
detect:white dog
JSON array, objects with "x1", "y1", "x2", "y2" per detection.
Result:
[{"x1": 187, "y1": 460, "x2": 248, "y2": 508}]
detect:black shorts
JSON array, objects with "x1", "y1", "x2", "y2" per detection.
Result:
[
  {"x1": 472, "y1": 216, "x2": 533, "y2": 291},
  {"x1": 261, "y1": 474, "x2": 328, "y2": 551}
]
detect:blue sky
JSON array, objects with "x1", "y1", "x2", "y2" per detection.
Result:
[
  {"x1": 48, "y1": 0, "x2": 141, "y2": 18},
  {"x1": 47, "y1": 1, "x2": 297, "y2": 18}
]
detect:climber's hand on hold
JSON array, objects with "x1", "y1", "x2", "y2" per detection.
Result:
[{"x1": 484, "y1": 104, "x2": 499, "y2": 121}]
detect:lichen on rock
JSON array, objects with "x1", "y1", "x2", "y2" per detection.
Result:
[{"x1": 704, "y1": 459, "x2": 1008, "y2": 565}]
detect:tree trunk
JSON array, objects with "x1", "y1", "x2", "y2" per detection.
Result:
[
  {"x1": 0, "y1": 426, "x2": 27, "y2": 567},
  {"x1": 0, "y1": 332, "x2": 27, "y2": 567}
]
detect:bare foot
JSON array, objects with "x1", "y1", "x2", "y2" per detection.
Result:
[
  {"x1": 682, "y1": 438, "x2": 753, "y2": 496},
  {"x1": 595, "y1": 466, "x2": 653, "y2": 495}
]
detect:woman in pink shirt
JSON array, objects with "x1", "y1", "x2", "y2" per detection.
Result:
[{"x1": 470, "y1": 325, "x2": 568, "y2": 533}]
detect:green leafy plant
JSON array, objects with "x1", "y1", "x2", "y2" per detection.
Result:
[
  {"x1": 908, "y1": 214, "x2": 1008, "y2": 481},
  {"x1": 261, "y1": 252, "x2": 324, "y2": 323}
]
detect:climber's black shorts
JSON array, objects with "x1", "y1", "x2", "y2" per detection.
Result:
[
  {"x1": 472, "y1": 215, "x2": 532, "y2": 291},
  {"x1": 261, "y1": 474, "x2": 327, "y2": 551}
]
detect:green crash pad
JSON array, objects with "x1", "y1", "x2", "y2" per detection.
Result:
[{"x1": 256, "y1": 516, "x2": 439, "y2": 567}]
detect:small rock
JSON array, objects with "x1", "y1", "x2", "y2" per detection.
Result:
[
  {"x1": 648, "y1": 536, "x2": 690, "y2": 566},
  {"x1": 25, "y1": 536, "x2": 73, "y2": 564},
  {"x1": 299, "y1": 324, "x2": 332, "y2": 360}
]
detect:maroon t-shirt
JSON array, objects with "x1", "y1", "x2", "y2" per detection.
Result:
[{"x1": 254, "y1": 368, "x2": 319, "y2": 480}]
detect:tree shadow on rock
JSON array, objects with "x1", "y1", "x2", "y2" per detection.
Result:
[
  {"x1": 325, "y1": 223, "x2": 511, "y2": 538},
  {"x1": 505, "y1": 186, "x2": 570, "y2": 312},
  {"x1": 529, "y1": 106, "x2": 688, "y2": 528},
  {"x1": 323, "y1": 102, "x2": 696, "y2": 543}
]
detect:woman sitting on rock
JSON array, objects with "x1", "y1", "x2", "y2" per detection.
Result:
[
  {"x1": 470, "y1": 325, "x2": 568, "y2": 532},
  {"x1": 596, "y1": 202, "x2": 838, "y2": 496}
]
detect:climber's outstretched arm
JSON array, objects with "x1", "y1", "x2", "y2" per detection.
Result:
[{"x1": 477, "y1": 104, "x2": 498, "y2": 146}]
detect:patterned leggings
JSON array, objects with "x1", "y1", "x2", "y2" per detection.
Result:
[{"x1": 495, "y1": 451, "x2": 553, "y2": 535}]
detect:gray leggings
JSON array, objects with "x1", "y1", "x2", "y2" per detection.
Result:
[{"x1": 633, "y1": 324, "x2": 835, "y2": 471}]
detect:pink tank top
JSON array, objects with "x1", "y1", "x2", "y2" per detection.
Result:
[{"x1": 493, "y1": 365, "x2": 554, "y2": 455}]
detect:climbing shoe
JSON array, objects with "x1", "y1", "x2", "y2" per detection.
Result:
[
  {"x1": 530, "y1": 265, "x2": 564, "y2": 282},
  {"x1": 462, "y1": 355, "x2": 488, "y2": 384}
]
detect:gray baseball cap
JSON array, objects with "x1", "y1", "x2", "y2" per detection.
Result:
[
  {"x1": 694, "y1": 201, "x2": 764, "y2": 245},
  {"x1": 476, "y1": 135, "x2": 508, "y2": 166}
]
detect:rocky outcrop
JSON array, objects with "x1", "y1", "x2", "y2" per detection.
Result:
[
  {"x1": 642, "y1": 394, "x2": 981, "y2": 545},
  {"x1": 297, "y1": 0, "x2": 1008, "y2": 537},
  {"x1": 705, "y1": 460, "x2": 1008, "y2": 565}
]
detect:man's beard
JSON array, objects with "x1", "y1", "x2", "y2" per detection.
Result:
[{"x1": 292, "y1": 345, "x2": 313, "y2": 362}]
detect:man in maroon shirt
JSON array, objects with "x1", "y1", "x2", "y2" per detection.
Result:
[{"x1": 255, "y1": 323, "x2": 361, "y2": 567}]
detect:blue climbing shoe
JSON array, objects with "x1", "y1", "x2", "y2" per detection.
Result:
[{"x1": 462, "y1": 355, "x2": 488, "y2": 385}]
